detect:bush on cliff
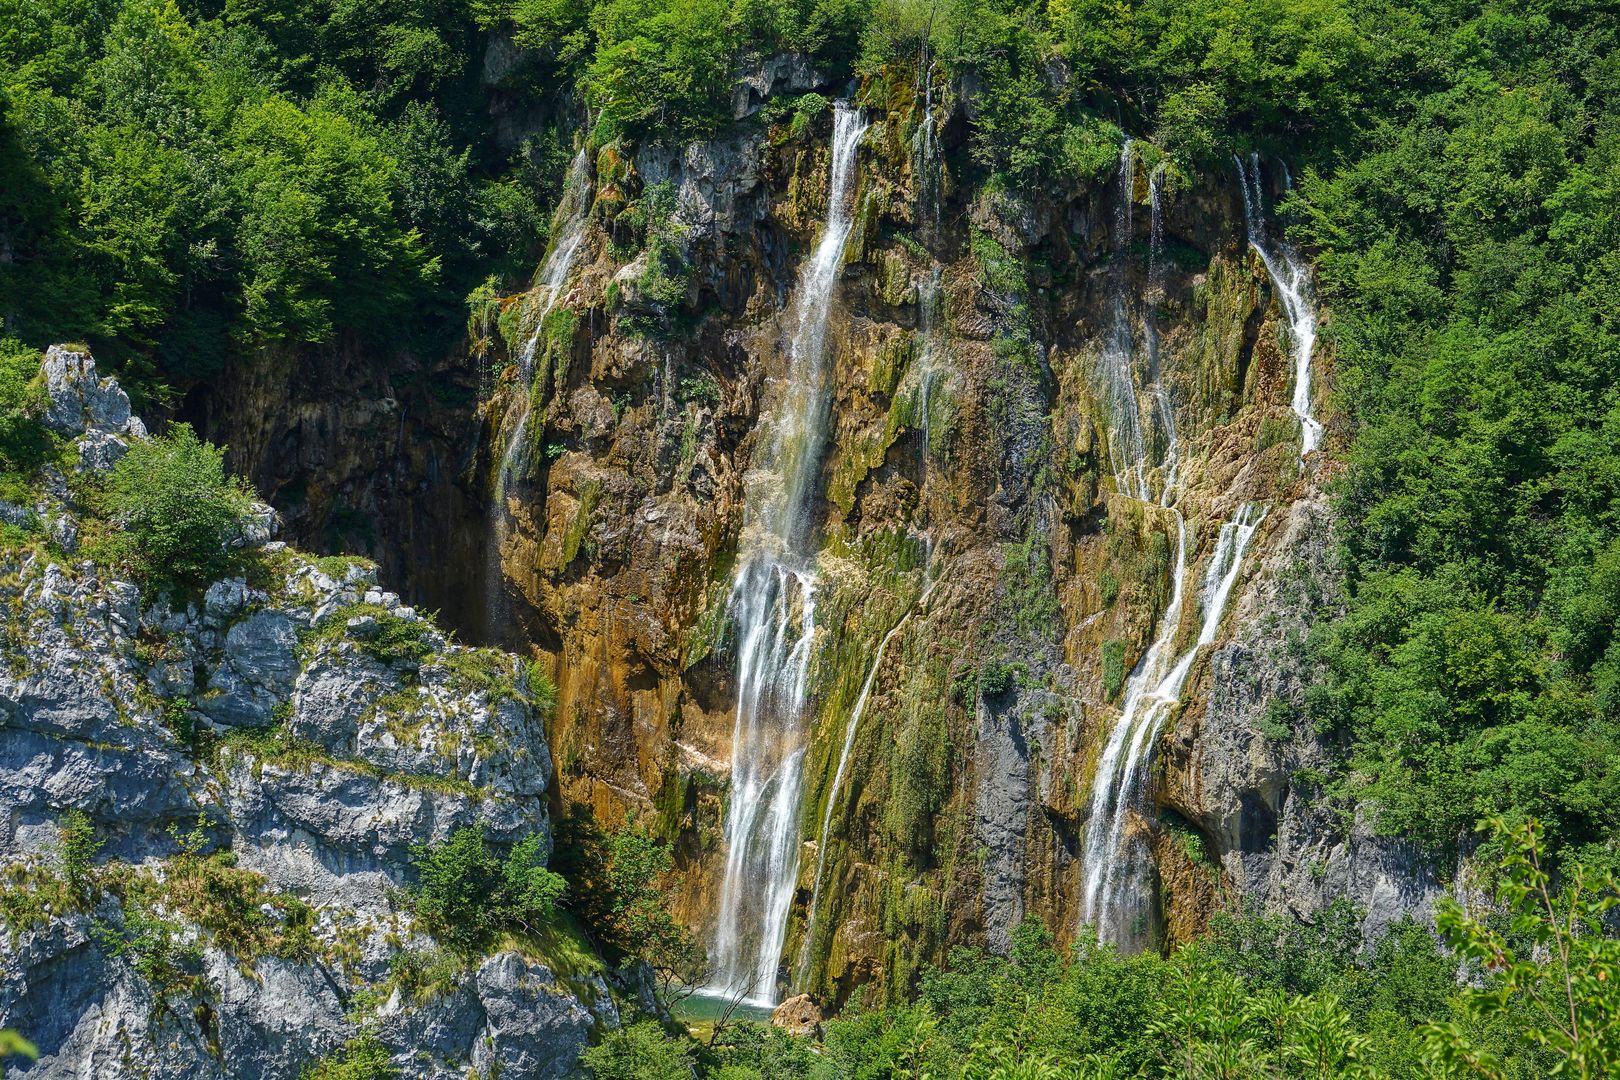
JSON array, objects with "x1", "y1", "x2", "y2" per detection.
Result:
[
  {"x1": 0, "y1": 338, "x2": 51, "y2": 488},
  {"x1": 408, "y1": 824, "x2": 566, "y2": 956},
  {"x1": 98, "y1": 423, "x2": 256, "y2": 588}
]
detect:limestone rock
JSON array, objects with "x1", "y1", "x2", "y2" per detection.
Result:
[
  {"x1": 0, "y1": 348, "x2": 621, "y2": 1079},
  {"x1": 770, "y1": 993, "x2": 823, "y2": 1038}
]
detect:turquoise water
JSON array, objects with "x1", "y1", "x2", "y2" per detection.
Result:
[{"x1": 671, "y1": 988, "x2": 776, "y2": 1027}]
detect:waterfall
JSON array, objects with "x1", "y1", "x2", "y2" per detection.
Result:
[
  {"x1": 1079, "y1": 503, "x2": 1266, "y2": 942},
  {"x1": 1098, "y1": 141, "x2": 1153, "y2": 502},
  {"x1": 483, "y1": 148, "x2": 592, "y2": 640},
  {"x1": 915, "y1": 267, "x2": 947, "y2": 494},
  {"x1": 1147, "y1": 163, "x2": 1167, "y2": 290},
  {"x1": 1235, "y1": 153, "x2": 1322, "y2": 457},
  {"x1": 1080, "y1": 142, "x2": 1272, "y2": 945},
  {"x1": 493, "y1": 148, "x2": 594, "y2": 501},
  {"x1": 1145, "y1": 163, "x2": 1178, "y2": 506},
  {"x1": 705, "y1": 104, "x2": 868, "y2": 1007},
  {"x1": 911, "y1": 65, "x2": 943, "y2": 237}
]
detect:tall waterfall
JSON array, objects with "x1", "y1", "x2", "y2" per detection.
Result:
[
  {"x1": 1097, "y1": 141, "x2": 1153, "y2": 502},
  {"x1": 706, "y1": 104, "x2": 868, "y2": 1006},
  {"x1": 495, "y1": 148, "x2": 593, "y2": 500},
  {"x1": 911, "y1": 65, "x2": 943, "y2": 237},
  {"x1": 1235, "y1": 153, "x2": 1322, "y2": 456},
  {"x1": 1081, "y1": 142, "x2": 1268, "y2": 945}
]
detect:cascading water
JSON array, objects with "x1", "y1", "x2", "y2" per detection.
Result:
[
  {"x1": 911, "y1": 65, "x2": 943, "y2": 238},
  {"x1": 1145, "y1": 163, "x2": 1179, "y2": 506},
  {"x1": 1235, "y1": 153, "x2": 1322, "y2": 457},
  {"x1": 705, "y1": 104, "x2": 869, "y2": 1007},
  {"x1": 1079, "y1": 503, "x2": 1266, "y2": 942},
  {"x1": 494, "y1": 148, "x2": 593, "y2": 500},
  {"x1": 1080, "y1": 142, "x2": 1269, "y2": 945},
  {"x1": 483, "y1": 149, "x2": 592, "y2": 641},
  {"x1": 913, "y1": 267, "x2": 948, "y2": 495},
  {"x1": 1097, "y1": 141, "x2": 1153, "y2": 502}
]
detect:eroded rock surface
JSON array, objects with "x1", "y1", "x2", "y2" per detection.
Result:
[{"x1": 0, "y1": 352, "x2": 622, "y2": 1078}]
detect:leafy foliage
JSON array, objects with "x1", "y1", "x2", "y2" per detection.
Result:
[
  {"x1": 550, "y1": 807, "x2": 704, "y2": 991},
  {"x1": 581, "y1": 1019, "x2": 698, "y2": 1080},
  {"x1": 300, "y1": 1036, "x2": 398, "y2": 1080},
  {"x1": 0, "y1": 0, "x2": 560, "y2": 401},
  {"x1": 1291, "y1": 0, "x2": 1620, "y2": 873},
  {"x1": 407, "y1": 823, "x2": 566, "y2": 956},
  {"x1": 99, "y1": 423, "x2": 257, "y2": 587},
  {"x1": 1425, "y1": 819, "x2": 1620, "y2": 1079},
  {"x1": 0, "y1": 339, "x2": 51, "y2": 483}
]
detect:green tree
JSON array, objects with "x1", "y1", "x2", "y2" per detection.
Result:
[
  {"x1": 551, "y1": 809, "x2": 702, "y2": 991},
  {"x1": 100, "y1": 423, "x2": 257, "y2": 587},
  {"x1": 0, "y1": 338, "x2": 50, "y2": 481},
  {"x1": 581, "y1": 1019, "x2": 696, "y2": 1080},
  {"x1": 1424, "y1": 819, "x2": 1620, "y2": 1079},
  {"x1": 300, "y1": 1035, "x2": 397, "y2": 1080},
  {"x1": 408, "y1": 824, "x2": 566, "y2": 955}
]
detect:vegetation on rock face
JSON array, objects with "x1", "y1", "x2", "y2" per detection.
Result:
[
  {"x1": 550, "y1": 809, "x2": 705, "y2": 992},
  {"x1": 407, "y1": 824, "x2": 567, "y2": 955},
  {"x1": 97, "y1": 422, "x2": 257, "y2": 586},
  {"x1": 3, "y1": 0, "x2": 1619, "y2": 1071},
  {"x1": 0, "y1": 339, "x2": 52, "y2": 489},
  {"x1": 299, "y1": 1036, "x2": 397, "y2": 1080},
  {"x1": 592, "y1": 821, "x2": 1618, "y2": 1079},
  {"x1": 1291, "y1": 0, "x2": 1620, "y2": 876}
]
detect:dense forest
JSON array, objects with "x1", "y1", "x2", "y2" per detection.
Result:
[{"x1": 2, "y1": 0, "x2": 1618, "y2": 1075}]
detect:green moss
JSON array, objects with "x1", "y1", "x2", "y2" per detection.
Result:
[
  {"x1": 219, "y1": 725, "x2": 483, "y2": 799},
  {"x1": 539, "y1": 306, "x2": 578, "y2": 402},
  {"x1": 1102, "y1": 639, "x2": 1128, "y2": 700},
  {"x1": 559, "y1": 479, "x2": 601, "y2": 567},
  {"x1": 1100, "y1": 567, "x2": 1121, "y2": 607},
  {"x1": 306, "y1": 603, "x2": 433, "y2": 666}
]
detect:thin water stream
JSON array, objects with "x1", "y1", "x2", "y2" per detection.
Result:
[
  {"x1": 1079, "y1": 144, "x2": 1275, "y2": 945},
  {"x1": 483, "y1": 149, "x2": 592, "y2": 641},
  {"x1": 1235, "y1": 153, "x2": 1322, "y2": 457}
]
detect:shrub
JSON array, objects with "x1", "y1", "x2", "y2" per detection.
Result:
[
  {"x1": 58, "y1": 810, "x2": 100, "y2": 894},
  {"x1": 580, "y1": 1020, "x2": 696, "y2": 1080},
  {"x1": 100, "y1": 424, "x2": 256, "y2": 587},
  {"x1": 1427, "y1": 818, "x2": 1620, "y2": 1076},
  {"x1": 408, "y1": 825, "x2": 565, "y2": 956},
  {"x1": 300, "y1": 1035, "x2": 397, "y2": 1080},
  {"x1": 549, "y1": 810, "x2": 701, "y2": 988},
  {"x1": 1101, "y1": 639, "x2": 1127, "y2": 700},
  {"x1": 92, "y1": 905, "x2": 201, "y2": 1003},
  {"x1": 0, "y1": 339, "x2": 51, "y2": 481}
]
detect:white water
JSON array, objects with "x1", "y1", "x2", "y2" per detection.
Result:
[
  {"x1": 1080, "y1": 141, "x2": 1270, "y2": 945},
  {"x1": 483, "y1": 149, "x2": 592, "y2": 640},
  {"x1": 1080, "y1": 503, "x2": 1266, "y2": 941},
  {"x1": 705, "y1": 104, "x2": 868, "y2": 1007},
  {"x1": 1145, "y1": 163, "x2": 1178, "y2": 506},
  {"x1": 1235, "y1": 153, "x2": 1322, "y2": 457},
  {"x1": 911, "y1": 65, "x2": 943, "y2": 236},
  {"x1": 493, "y1": 148, "x2": 594, "y2": 500},
  {"x1": 1098, "y1": 141, "x2": 1153, "y2": 502},
  {"x1": 913, "y1": 267, "x2": 949, "y2": 493}
]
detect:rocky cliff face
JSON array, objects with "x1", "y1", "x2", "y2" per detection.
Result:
[
  {"x1": 182, "y1": 56, "x2": 1445, "y2": 1011},
  {"x1": 445, "y1": 62, "x2": 1446, "y2": 1008},
  {"x1": 180, "y1": 338, "x2": 492, "y2": 637},
  {"x1": 0, "y1": 349, "x2": 629, "y2": 1077}
]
